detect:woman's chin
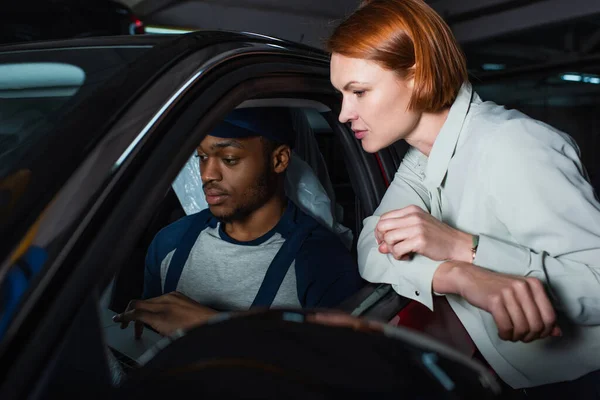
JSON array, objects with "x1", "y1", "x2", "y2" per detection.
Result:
[{"x1": 360, "y1": 138, "x2": 384, "y2": 153}]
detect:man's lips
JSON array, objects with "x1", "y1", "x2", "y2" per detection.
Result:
[
  {"x1": 353, "y1": 129, "x2": 367, "y2": 140},
  {"x1": 204, "y1": 188, "x2": 229, "y2": 205}
]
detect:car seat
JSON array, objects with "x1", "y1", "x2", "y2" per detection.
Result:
[
  {"x1": 172, "y1": 107, "x2": 353, "y2": 248},
  {"x1": 108, "y1": 107, "x2": 353, "y2": 311}
]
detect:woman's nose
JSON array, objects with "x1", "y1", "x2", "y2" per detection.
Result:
[{"x1": 338, "y1": 98, "x2": 358, "y2": 124}]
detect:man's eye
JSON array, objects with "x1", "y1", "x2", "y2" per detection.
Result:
[
  {"x1": 196, "y1": 154, "x2": 208, "y2": 161},
  {"x1": 223, "y1": 158, "x2": 239, "y2": 166}
]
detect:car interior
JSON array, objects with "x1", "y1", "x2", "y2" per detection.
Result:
[
  {"x1": 0, "y1": 44, "x2": 402, "y2": 399},
  {"x1": 101, "y1": 98, "x2": 381, "y2": 373}
]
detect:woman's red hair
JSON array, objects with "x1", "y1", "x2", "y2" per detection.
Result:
[{"x1": 327, "y1": 0, "x2": 468, "y2": 112}]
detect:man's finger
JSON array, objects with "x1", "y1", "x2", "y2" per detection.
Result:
[
  {"x1": 113, "y1": 316, "x2": 128, "y2": 329},
  {"x1": 137, "y1": 295, "x2": 177, "y2": 305},
  {"x1": 135, "y1": 320, "x2": 144, "y2": 340},
  {"x1": 115, "y1": 308, "x2": 158, "y2": 327},
  {"x1": 551, "y1": 326, "x2": 563, "y2": 337}
]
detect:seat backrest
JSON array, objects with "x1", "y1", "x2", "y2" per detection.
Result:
[{"x1": 289, "y1": 108, "x2": 337, "y2": 210}]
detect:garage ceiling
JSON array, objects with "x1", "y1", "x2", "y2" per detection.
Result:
[
  {"x1": 119, "y1": 0, "x2": 600, "y2": 107},
  {"x1": 121, "y1": 0, "x2": 600, "y2": 47}
]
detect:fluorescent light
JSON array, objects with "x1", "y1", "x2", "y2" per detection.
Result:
[
  {"x1": 561, "y1": 74, "x2": 582, "y2": 82},
  {"x1": 482, "y1": 63, "x2": 506, "y2": 71},
  {"x1": 561, "y1": 73, "x2": 600, "y2": 84},
  {"x1": 145, "y1": 26, "x2": 195, "y2": 34}
]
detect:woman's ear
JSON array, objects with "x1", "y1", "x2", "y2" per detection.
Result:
[
  {"x1": 405, "y1": 64, "x2": 416, "y2": 89},
  {"x1": 273, "y1": 145, "x2": 291, "y2": 174}
]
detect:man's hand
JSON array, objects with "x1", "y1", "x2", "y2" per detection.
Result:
[
  {"x1": 433, "y1": 262, "x2": 562, "y2": 343},
  {"x1": 112, "y1": 292, "x2": 218, "y2": 338},
  {"x1": 375, "y1": 206, "x2": 473, "y2": 262}
]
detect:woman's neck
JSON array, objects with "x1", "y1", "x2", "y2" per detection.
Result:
[{"x1": 405, "y1": 107, "x2": 450, "y2": 157}]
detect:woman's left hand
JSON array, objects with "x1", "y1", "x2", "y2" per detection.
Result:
[{"x1": 375, "y1": 205, "x2": 473, "y2": 262}]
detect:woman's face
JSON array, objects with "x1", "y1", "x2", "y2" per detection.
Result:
[{"x1": 330, "y1": 53, "x2": 421, "y2": 153}]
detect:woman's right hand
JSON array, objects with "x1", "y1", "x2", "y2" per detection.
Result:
[
  {"x1": 375, "y1": 205, "x2": 474, "y2": 263},
  {"x1": 433, "y1": 261, "x2": 562, "y2": 343}
]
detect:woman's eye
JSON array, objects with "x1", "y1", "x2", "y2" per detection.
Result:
[{"x1": 353, "y1": 90, "x2": 365, "y2": 97}]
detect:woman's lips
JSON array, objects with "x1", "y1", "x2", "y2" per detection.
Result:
[{"x1": 353, "y1": 130, "x2": 367, "y2": 140}]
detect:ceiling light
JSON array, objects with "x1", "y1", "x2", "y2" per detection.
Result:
[
  {"x1": 561, "y1": 73, "x2": 600, "y2": 84},
  {"x1": 562, "y1": 74, "x2": 583, "y2": 82},
  {"x1": 145, "y1": 26, "x2": 195, "y2": 34},
  {"x1": 481, "y1": 63, "x2": 506, "y2": 71}
]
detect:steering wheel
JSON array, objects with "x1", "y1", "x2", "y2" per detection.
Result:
[{"x1": 112, "y1": 309, "x2": 501, "y2": 399}]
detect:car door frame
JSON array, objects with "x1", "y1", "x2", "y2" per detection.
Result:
[{"x1": 0, "y1": 43, "x2": 390, "y2": 399}]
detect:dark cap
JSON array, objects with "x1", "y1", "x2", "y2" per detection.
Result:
[{"x1": 209, "y1": 107, "x2": 296, "y2": 148}]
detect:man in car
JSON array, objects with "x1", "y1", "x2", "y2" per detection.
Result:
[{"x1": 113, "y1": 108, "x2": 364, "y2": 337}]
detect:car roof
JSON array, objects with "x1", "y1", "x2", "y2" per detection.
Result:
[
  {"x1": 0, "y1": 30, "x2": 330, "y2": 261},
  {"x1": 0, "y1": 31, "x2": 328, "y2": 58},
  {"x1": 0, "y1": 34, "x2": 174, "y2": 52}
]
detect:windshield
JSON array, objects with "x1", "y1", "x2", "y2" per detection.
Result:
[{"x1": 0, "y1": 45, "x2": 152, "y2": 178}]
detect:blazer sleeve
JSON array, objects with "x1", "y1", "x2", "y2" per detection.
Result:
[
  {"x1": 476, "y1": 120, "x2": 600, "y2": 325},
  {"x1": 357, "y1": 147, "x2": 445, "y2": 311}
]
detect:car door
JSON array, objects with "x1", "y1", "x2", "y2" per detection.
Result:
[{"x1": 0, "y1": 32, "x2": 391, "y2": 399}]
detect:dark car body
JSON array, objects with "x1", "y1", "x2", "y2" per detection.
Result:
[{"x1": 0, "y1": 31, "x2": 419, "y2": 399}]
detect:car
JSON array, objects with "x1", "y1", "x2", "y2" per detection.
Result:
[
  {"x1": 0, "y1": 32, "x2": 503, "y2": 399},
  {"x1": 0, "y1": 0, "x2": 144, "y2": 45}
]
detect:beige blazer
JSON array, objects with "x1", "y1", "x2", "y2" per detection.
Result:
[{"x1": 358, "y1": 84, "x2": 600, "y2": 388}]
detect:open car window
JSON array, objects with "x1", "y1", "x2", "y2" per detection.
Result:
[{"x1": 0, "y1": 45, "x2": 151, "y2": 178}]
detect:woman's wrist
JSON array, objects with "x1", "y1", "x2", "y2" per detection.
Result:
[
  {"x1": 433, "y1": 260, "x2": 482, "y2": 296},
  {"x1": 432, "y1": 261, "x2": 462, "y2": 295},
  {"x1": 452, "y1": 232, "x2": 476, "y2": 263}
]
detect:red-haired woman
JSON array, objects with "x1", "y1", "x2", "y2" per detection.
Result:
[{"x1": 329, "y1": 0, "x2": 600, "y2": 397}]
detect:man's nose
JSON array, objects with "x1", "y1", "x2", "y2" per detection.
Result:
[
  {"x1": 200, "y1": 158, "x2": 222, "y2": 184},
  {"x1": 338, "y1": 98, "x2": 358, "y2": 124}
]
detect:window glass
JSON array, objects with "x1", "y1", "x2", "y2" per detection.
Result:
[{"x1": 0, "y1": 46, "x2": 151, "y2": 177}]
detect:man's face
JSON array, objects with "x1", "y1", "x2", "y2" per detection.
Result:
[{"x1": 197, "y1": 135, "x2": 277, "y2": 222}]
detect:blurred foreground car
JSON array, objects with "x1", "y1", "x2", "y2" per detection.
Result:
[{"x1": 0, "y1": 32, "x2": 501, "y2": 399}]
